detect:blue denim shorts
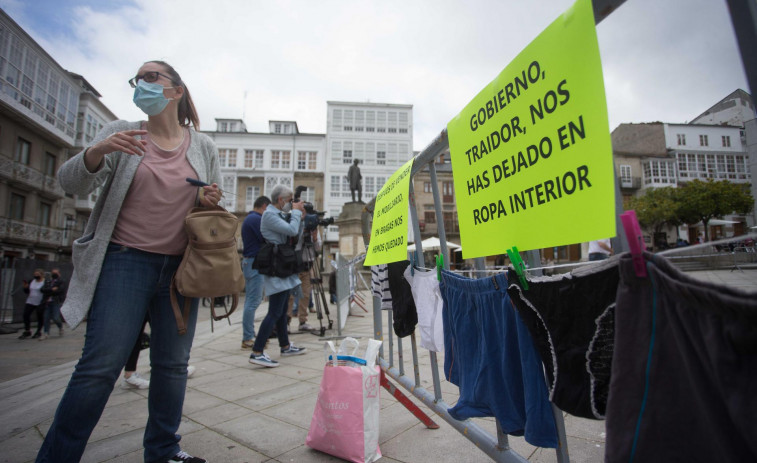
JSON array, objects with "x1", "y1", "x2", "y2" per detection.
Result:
[{"x1": 440, "y1": 269, "x2": 557, "y2": 448}]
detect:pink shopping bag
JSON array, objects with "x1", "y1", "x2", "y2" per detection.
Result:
[{"x1": 306, "y1": 338, "x2": 382, "y2": 463}]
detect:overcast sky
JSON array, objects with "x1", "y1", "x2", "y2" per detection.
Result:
[{"x1": 1, "y1": 0, "x2": 749, "y2": 151}]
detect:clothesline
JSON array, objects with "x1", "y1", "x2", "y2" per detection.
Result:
[{"x1": 409, "y1": 260, "x2": 599, "y2": 275}]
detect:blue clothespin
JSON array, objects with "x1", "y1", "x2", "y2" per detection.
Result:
[
  {"x1": 411, "y1": 253, "x2": 416, "y2": 276},
  {"x1": 436, "y1": 254, "x2": 444, "y2": 281},
  {"x1": 507, "y1": 246, "x2": 529, "y2": 290}
]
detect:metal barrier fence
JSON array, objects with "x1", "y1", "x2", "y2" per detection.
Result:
[
  {"x1": 359, "y1": 129, "x2": 570, "y2": 462},
  {"x1": 334, "y1": 0, "x2": 757, "y2": 459},
  {"x1": 350, "y1": 2, "x2": 634, "y2": 456}
]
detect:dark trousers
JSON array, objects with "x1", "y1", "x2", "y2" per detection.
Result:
[
  {"x1": 125, "y1": 316, "x2": 150, "y2": 372},
  {"x1": 23, "y1": 303, "x2": 44, "y2": 334},
  {"x1": 252, "y1": 289, "x2": 292, "y2": 353}
]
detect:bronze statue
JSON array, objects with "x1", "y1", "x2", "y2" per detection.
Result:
[{"x1": 347, "y1": 159, "x2": 362, "y2": 202}]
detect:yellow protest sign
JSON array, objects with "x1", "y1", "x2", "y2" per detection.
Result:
[
  {"x1": 364, "y1": 158, "x2": 414, "y2": 265},
  {"x1": 447, "y1": 0, "x2": 615, "y2": 259}
]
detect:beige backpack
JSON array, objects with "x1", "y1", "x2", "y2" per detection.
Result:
[{"x1": 170, "y1": 206, "x2": 245, "y2": 334}]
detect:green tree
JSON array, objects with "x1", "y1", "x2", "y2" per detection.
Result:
[
  {"x1": 627, "y1": 187, "x2": 681, "y2": 234},
  {"x1": 675, "y1": 179, "x2": 754, "y2": 241}
]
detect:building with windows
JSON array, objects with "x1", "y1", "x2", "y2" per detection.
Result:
[
  {"x1": 409, "y1": 148, "x2": 466, "y2": 267},
  {"x1": 324, "y1": 101, "x2": 413, "y2": 243},
  {"x1": 690, "y1": 89, "x2": 755, "y2": 127},
  {"x1": 0, "y1": 10, "x2": 80, "y2": 264},
  {"x1": 411, "y1": 149, "x2": 458, "y2": 235},
  {"x1": 203, "y1": 118, "x2": 326, "y2": 227},
  {"x1": 690, "y1": 88, "x2": 757, "y2": 225},
  {"x1": 0, "y1": 10, "x2": 118, "y2": 265},
  {"x1": 612, "y1": 114, "x2": 752, "y2": 244}
]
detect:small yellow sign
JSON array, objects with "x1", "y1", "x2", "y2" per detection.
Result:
[
  {"x1": 364, "y1": 158, "x2": 415, "y2": 265},
  {"x1": 447, "y1": 0, "x2": 615, "y2": 259}
]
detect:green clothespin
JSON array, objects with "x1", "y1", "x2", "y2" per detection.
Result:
[
  {"x1": 436, "y1": 254, "x2": 444, "y2": 281},
  {"x1": 506, "y1": 246, "x2": 529, "y2": 290}
]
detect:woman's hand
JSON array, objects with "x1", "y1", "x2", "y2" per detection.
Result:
[
  {"x1": 84, "y1": 130, "x2": 148, "y2": 172},
  {"x1": 199, "y1": 183, "x2": 222, "y2": 207}
]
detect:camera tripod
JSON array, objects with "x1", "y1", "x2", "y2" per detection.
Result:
[{"x1": 300, "y1": 240, "x2": 333, "y2": 337}]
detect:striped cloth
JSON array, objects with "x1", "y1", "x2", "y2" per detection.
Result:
[{"x1": 371, "y1": 264, "x2": 392, "y2": 310}]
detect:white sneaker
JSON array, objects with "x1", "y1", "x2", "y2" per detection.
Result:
[
  {"x1": 187, "y1": 365, "x2": 196, "y2": 378},
  {"x1": 122, "y1": 372, "x2": 150, "y2": 389}
]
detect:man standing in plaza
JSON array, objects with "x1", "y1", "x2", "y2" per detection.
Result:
[{"x1": 241, "y1": 195, "x2": 271, "y2": 349}]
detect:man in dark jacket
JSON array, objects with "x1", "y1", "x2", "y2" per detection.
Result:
[
  {"x1": 241, "y1": 195, "x2": 271, "y2": 348},
  {"x1": 40, "y1": 268, "x2": 66, "y2": 339}
]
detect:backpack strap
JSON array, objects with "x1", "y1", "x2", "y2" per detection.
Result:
[
  {"x1": 210, "y1": 294, "x2": 239, "y2": 321},
  {"x1": 169, "y1": 274, "x2": 191, "y2": 335}
]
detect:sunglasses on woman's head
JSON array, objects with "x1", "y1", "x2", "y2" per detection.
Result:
[{"x1": 128, "y1": 71, "x2": 177, "y2": 88}]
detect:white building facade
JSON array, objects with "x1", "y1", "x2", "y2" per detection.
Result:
[
  {"x1": 324, "y1": 101, "x2": 413, "y2": 242},
  {"x1": 664, "y1": 123, "x2": 750, "y2": 186},
  {"x1": 204, "y1": 119, "x2": 326, "y2": 216}
]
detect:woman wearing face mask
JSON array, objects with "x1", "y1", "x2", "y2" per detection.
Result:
[
  {"x1": 36, "y1": 61, "x2": 219, "y2": 463},
  {"x1": 248, "y1": 184, "x2": 308, "y2": 368},
  {"x1": 19, "y1": 269, "x2": 47, "y2": 339}
]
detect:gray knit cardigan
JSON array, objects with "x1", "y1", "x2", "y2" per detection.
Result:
[{"x1": 58, "y1": 120, "x2": 221, "y2": 329}]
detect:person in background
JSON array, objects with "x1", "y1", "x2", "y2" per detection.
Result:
[
  {"x1": 249, "y1": 185, "x2": 307, "y2": 368},
  {"x1": 122, "y1": 317, "x2": 151, "y2": 389},
  {"x1": 35, "y1": 60, "x2": 219, "y2": 463},
  {"x1": 39, "y1": 268, "x2": 66, "y2": 340},
  {"x1": 588, "y1": 238, "x2": 613, "y2": 261},
  {"x1": 19, "y1": 269, "x2": 46, "y2": 339},
  {"x1": 287, "y1": 228, "x2": 321, "y2": 332},
  {"x1": 240, "y1": 195, "x2": 271, "y2": 349},
  {"x1": 329, "y1": 270, "x2": 337, "y2": 304},
  {"x1": 122, "y1": 316, "x2": 197, "y2": 390}
]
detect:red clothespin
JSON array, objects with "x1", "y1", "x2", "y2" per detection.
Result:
[
  {"x1": 620, "y1": 210, "x2": 647, "y2": 277},
  {"x1": 507, "y1": 246, "x2": 529, "y2": 290}
]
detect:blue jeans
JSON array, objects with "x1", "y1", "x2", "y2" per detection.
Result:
[
  {"x1": 242, "y1": 257, "x2": 263, "y2": 341},
  {"x1": 252, "y1": 289, "x2": 291, "y2": 353},
  {"x1": 36, "y1": 243, "x2": 198, "y2": 463},
  {"x1": 43, "y1": 301, "x2": 63, "y2": 333}
]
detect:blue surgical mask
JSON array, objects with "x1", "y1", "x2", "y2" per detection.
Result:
[{"x1": 132, "y1": 80, "x2": 173, "y2": 116}]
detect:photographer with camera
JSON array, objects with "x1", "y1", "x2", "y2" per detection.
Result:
[
  {"x1": 283, "y1": 186, "x2": 335, "y2": 336},
  {"x1": 249, "y1": 185, "x2": 307, "y2": 368}
]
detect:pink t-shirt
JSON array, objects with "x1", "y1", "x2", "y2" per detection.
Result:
[{"x1": 111, "y1": 126, "x2": 198, "y2": 255}]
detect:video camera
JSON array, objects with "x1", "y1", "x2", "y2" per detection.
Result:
[{"x1": 294, "y1": 186, "x2": 335, "y2": 232}]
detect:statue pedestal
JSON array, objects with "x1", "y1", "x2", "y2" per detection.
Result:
[{"x1": 335, "y1": 202, "x2": 366, "y2": 259}]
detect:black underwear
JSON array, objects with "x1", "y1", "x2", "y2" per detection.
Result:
[{"x1": 507, "y1": 257, "x2": 619, "y2": 419}]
